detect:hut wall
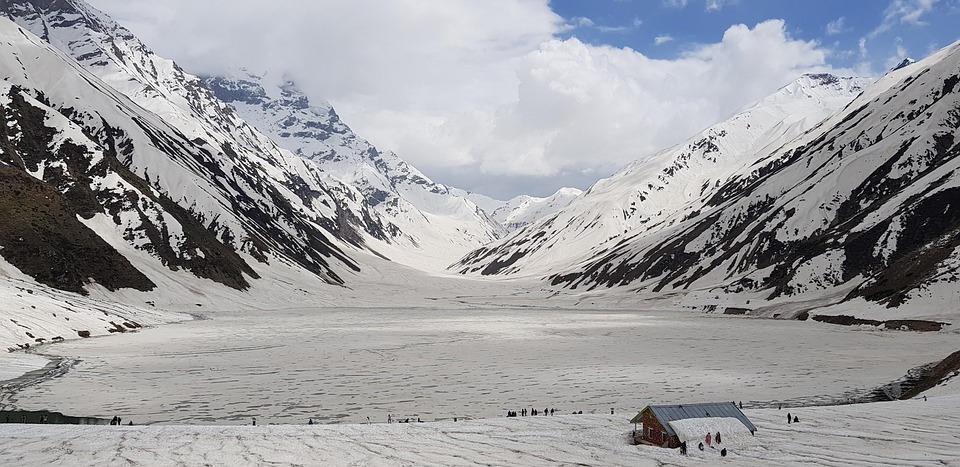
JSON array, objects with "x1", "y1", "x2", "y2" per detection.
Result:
[{"x1": 641, "y1": 411, "x2": 680, "y2": 448}]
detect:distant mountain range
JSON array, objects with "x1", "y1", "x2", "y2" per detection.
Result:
[{"x1": 455, "y1": 187, "x2": 583, "y2": 233}]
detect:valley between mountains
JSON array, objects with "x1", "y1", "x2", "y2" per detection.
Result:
[{"x1": 0, "y1": 1, "x2": 959, "y2": 465}]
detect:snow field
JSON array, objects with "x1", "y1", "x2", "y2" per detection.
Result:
[{"x1": 1, "y1": 394, "x2": 959, "y2": 466}]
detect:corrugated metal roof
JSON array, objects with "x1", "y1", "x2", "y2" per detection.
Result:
[{"x1": 634, "y1": 402, "x2": 757, "y2": 437}]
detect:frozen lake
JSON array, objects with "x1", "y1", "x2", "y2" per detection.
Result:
[{"x1": 4, "y1": 308, "x2": 958, "y2": 425}]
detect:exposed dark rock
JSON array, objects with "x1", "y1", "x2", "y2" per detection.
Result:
[
  {"x1": 901, "y1": 349, "x2": 960, "y2": 399},
  {"x1": 0, "y1": 89, "x2": 155, "y2": 294}
]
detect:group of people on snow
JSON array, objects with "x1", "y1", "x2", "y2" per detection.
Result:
[
  {"x1": 109, "y1": 415, "x2": 132, "y2": 426},
  {"x1": 682, "y1": 430, "x2": 727, "y2": 457}
]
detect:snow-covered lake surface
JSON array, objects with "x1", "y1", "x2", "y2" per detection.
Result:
[
  {"x1": 0, "y1": 352, "x2": 49, "y2": 383},
  {"x1": 3, "y1": 308, "x2": 957, "y2": 426},
  {"x1": 1, "y1": 394, "x2": 959, "y2": 466}
]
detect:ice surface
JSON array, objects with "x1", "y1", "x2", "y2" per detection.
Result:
[
  {"x1": 4, "y1": 308, "x2": 957, "y2": 427},
  {"x1": 0, "y1": 352, "x2": 48, "y2": 383}
]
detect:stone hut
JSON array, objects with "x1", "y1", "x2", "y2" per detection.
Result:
[{"x1": 630, "y1": 402, "x2": 756, "y2": 448}]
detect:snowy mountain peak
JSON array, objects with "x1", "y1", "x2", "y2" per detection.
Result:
[
  {"x1": 762, "y1": 74, "x2": 872, "y2": 107},
  {"x1": 456, "y1": 187, "x2": 583, "y2": 233},
  {"x1": 891, "y1": 57, "x2": 917, "y2": 72},
  {"x1": 802, "y1": 72, "x2": 843, "y2": 84},
  {"x1": 203, "y1": 71, "x2": 507, "y2": 270},
  {"x1": 453, "y1": 71, "x2": 872, "y2": 277}
]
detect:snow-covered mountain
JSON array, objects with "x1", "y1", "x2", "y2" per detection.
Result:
[
  {"x1": 202, "y1": 71, "x2": 505, "y2": 270},
  {"x1": 0, "y1": 2, "x2": 373, "y2": 293},
  {"x1": 461, "y1": 40, "x2": 960, "y2": 321},
  {"x1": 453, "y1": 73, "x2": 872, "y2": 277},
  {"x1": 454, "y1": 187, "x2": 582, "y2": 232}
]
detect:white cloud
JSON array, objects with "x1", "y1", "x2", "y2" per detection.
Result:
[
  {"x1": 572, "y1": 17, "x2": 635, "y2": 35},
  {"x1": 573, "y1": 16, "x2": 595, "y2": 28},
  {"x1": 883, "y1": 37, "x2": 911, "y2": 70},
  {"x1": 599, "y1": 25, "x2": 629, "y2": 33},
  {"x1": 706, "y1": 0, "x2": 738, "y2": 12},
  {"x1": 853, "y1": 0, "x2": 939, "y2": 77},
  {"x1": 86, "y1": 1, "x2": 843, "y2": 199},
  {"x1": 655, "y1": 35, "x2": 675, "y2": 45},
  {"x1": 663, "y1": 0, "x2": 689, "y2": 8},
  {"x1": 825, "y1": 17, "x2": 847, "y2": 36},
  {"x1": 452, "y1": 20, "x2": 837, "y2": 184},
  {"x1": 870, "y1": 0, "x2": 940, "y2": 38}
]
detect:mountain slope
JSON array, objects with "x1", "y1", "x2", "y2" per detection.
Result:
[
  {"x1": 202, "y1": 71, "x2": 505, "y2": 270},
  {"x1": 453, "y1": 73, "x2": 871, "y2": 277},
  {"x1": 544, "y1": 41, "x2": 960, "y2": 319},
  {"x1": 0, "y1": 7, "x2": 364, "y2": 292}
]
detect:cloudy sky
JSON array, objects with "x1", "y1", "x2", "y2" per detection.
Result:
[{"x1": 86, "y1": 0, "x2": 958, "y2": 200}]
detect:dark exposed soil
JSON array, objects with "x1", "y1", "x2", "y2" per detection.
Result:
[
  {"x1": 811, "y1": 314, "x2": 947, "y2": 331},
  {"x1": 0, "y1": 164, "x2": 155, "y2": 294},
  {"x1": 0, "y1": 83, "x2": 272, "y2": 293}
]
